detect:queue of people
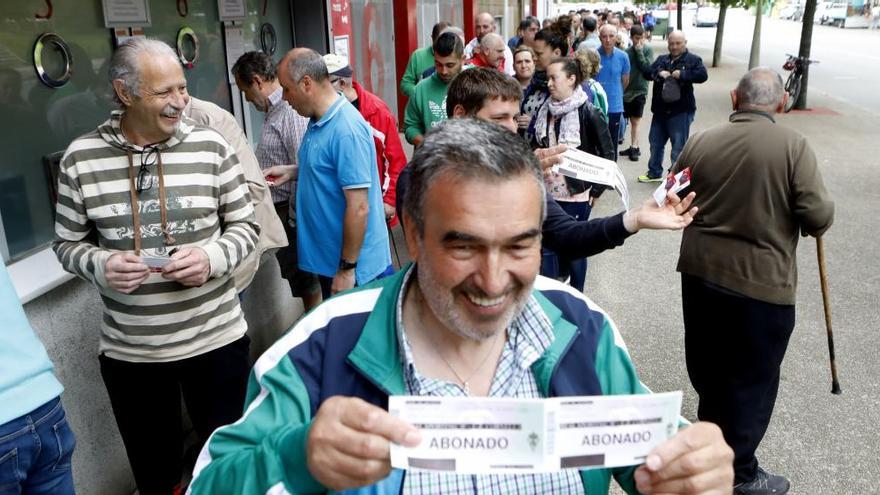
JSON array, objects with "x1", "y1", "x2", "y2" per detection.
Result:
[{"x1": 0, "y1": 7, "x2": 833, "y2": 495}]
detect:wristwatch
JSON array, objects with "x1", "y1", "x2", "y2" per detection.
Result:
[{"x1": 339, "y1": 258, "x2": 358, "y2": 271}]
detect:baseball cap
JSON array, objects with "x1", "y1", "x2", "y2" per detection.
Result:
[{"x1": 323, "y1": 53, "x2": 353, "y2": 78}]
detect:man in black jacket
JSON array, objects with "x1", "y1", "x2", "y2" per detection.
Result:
[
  {"x1": 397, "y1": 67, "x2": 698, "y2": 261},
  {"x1": 638, "y1": 30, "x2": 708, "y2": 183}
]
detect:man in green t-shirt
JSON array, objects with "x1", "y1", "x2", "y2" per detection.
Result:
[
  {"x1": 621, "y1": 25, "x2": 654, "y2": 162},
  {"x1": 403, "y1": 32, "x2": 464, "y2": 147},
  {"x1": 400, "y1": 21, "x2": 449, "y2": 98}
]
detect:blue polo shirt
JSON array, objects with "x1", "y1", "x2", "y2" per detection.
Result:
[
  {"x1": 596, "y1": 47, "x2": 630, "y2": 113},
  {"x1": 295, "y1": 94, "x2": 391, "y2": 284}
]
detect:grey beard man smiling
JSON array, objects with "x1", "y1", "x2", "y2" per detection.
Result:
[{"x1": 189, "y1": 118, "x2": 734, "y2": 495}]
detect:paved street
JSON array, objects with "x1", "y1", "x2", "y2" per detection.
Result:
[
  {"x1": 678, "y1": 8, "x2": 880, "y2": 114},
  {"x1": 595, "y1": 14, "x2": 880, "y2": 493}
]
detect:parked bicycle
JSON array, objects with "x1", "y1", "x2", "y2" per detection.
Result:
[{"x1": 782, "y1": 53, "x2": 819, "y2": 112}]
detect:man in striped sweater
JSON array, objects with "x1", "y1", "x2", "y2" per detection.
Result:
[{"x1": 53, "y1": 38, "x2": 259, "y2": 494}]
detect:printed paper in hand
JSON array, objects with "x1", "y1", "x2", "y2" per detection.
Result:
[
  {"x1": 141, "y1": 256, "x2": 171, "y2": 273},
  {"x1": 552, "y1": 148, "x2": 630, "y2": 210},
  {"x1": 652, "y1": 168, "x2": 691, "y2": 207},
  {"x1": 389, "y1": 392, "x2": 682, "y2": 474}
]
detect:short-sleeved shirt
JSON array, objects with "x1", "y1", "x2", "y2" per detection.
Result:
[
  {"x1": 295, "y1": 94, "x2": 391, "y2": 284},
  {"x1": 595, "y1": 47, "x2": 630, "y2": 114}
]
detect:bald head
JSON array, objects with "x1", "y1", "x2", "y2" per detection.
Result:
[
  {"x1": 479, "y1": 33, "x2": 506, "y2": 67},
  {"x1": 283, "y1": 47, "x2": 329, "y2": 84},
  {"x1": 475, "y1": 12, "x2": 495, "y2": 39},
  {"x1": 734, "y1": 67, "x2": 785, "y2": 112},
  {"x1": 481, "y1": 33, "x2": 504, "y2": 50},
  {"x1": 667, "y1": 30, "x2": 687, "y2": 58}
]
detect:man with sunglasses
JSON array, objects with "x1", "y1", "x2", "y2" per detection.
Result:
[{"x1": 53, "y1": 38, "x2": 259, "y2": 494}]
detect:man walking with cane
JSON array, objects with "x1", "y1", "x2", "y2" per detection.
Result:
[{"x1": 672, "y1": 68, "x2": 834, "y2": 495}]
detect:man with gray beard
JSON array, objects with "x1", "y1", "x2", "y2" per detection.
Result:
[
  {"x1": 54, "y1": 38, "x2": 258, "y2": 494},
  {"x1": 189, "y1": 119, "x2": 733, "y2": 495}
]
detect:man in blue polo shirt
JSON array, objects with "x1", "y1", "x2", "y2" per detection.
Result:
[
  {"x1": 278, "y1": 48, "x2": 392, "y2": 297},
  {"x1": 596, "y1": 24, "x2": 630, "y2": 160}
]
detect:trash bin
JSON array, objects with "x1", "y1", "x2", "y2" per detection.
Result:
[{"x1": 654, "y1": 16, "x2": 669, "y2": 39}]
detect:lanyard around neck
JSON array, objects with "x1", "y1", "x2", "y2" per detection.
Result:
[{"x1": 126, "y1": 149, "x2": 177, "y2": 254}]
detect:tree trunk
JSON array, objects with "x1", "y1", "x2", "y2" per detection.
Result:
[
  {"x1": 677, "y1": 0, "x2": 684, "y2": 31},
  {"x1": 749, "y1": 0, "x2": 763, "y2": 69},
  {"x1": 712, "y1": 0, "x2": 729, "y2": 67},
  {"x1": 796, "y1": 0, "x2": 818, "y2": 109}
]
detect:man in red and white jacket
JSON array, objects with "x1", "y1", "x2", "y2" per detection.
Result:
[{"x1": 324, "y1": 54, "x2": 407, "y2": 226}]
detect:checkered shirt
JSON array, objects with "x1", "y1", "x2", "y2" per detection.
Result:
[
  {"x1": 395, "y1": 266, "x2": 585, "y2": 495},
  {"x1": 255, "y1": 87, "x2": 308, "y2": 204}
]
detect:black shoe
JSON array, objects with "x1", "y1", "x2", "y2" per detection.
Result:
[
  {"x1": 734, "y1": 467, "x2": 790, "y2": 495},
  {"x1": 620, "y1": 146, "x2": 634, "y2": 157},
  {"x1": 629, "y1": 147, "x2": 640, "y2": 161}
]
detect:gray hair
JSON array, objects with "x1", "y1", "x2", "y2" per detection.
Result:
[
  {"x1": 403, "y1": 118, "x2": 546, "y2": 235},
  {"x1": 440, "y1": 26, "x2": 466, "y2": 44},
  {"x1": 109, "y1": 38, "x2": 177, "y2": 106},
  {"x1": 736, "y1": 67, "x2": 785, "y2": 108},
  {"x1": 285, "y1": 48, "x2": 328, "y2": 83}
]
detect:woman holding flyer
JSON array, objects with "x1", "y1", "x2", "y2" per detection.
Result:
[{"x1": 532, "y1": 51, "x2": 615, "y2": 291}]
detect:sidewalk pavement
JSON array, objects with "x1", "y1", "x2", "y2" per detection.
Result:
[{"x1": 599, "y1": 40, "x2": 879, "y2": 494}]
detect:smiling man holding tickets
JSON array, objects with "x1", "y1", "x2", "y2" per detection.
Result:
[
  {"x1": 189, "y1": 118, "x2": 733, "y2": 495},
  {"x1": 53, "y1": 38, "x2": 259, "y2": 494}
]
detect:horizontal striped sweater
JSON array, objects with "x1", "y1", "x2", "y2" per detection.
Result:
[{"x1": 53, "y1": 111, "x2": 260, "y2": 362}]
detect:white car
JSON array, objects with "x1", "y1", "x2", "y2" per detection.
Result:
[{"x1": 692, "y1": 6, "x2": 720, "y2": 26}]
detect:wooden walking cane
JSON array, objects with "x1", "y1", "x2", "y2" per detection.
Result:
[{"x1": 816, "y1": 237, "x2": 842, "y2": 395}]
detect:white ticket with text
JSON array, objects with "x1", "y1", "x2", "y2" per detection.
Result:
[
  {"x1": 389, "y1": 392, "x2": 682, "y2": 474},
  {"x1": 552, "y1": 147, "x2": 630, "y2": 210}
]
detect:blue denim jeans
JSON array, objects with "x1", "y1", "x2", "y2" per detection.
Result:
[
  {"x1": 0, "y1": 397, "x2": 76, "y2": 495},
  {"x1": 647, "y1": 111, "x2": 695, "y2": 178}
]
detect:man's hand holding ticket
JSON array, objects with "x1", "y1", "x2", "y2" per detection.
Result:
[
  {"x1": 552, "y1": 147, "x2": 630, "y2": 210},
  {"x1": 389, "y1": 392, "x2": 683, "y2": 474},
  {"x1": 653, "y1": 168, "x2": 692, "y2": 207}
]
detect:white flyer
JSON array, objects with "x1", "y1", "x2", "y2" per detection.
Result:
[
  {"x1": 552, "y1": 148, "x2": 630, "y2": 210},
  {"x1": 389, "y1": 392, "x2": 681, "y2": 474}
]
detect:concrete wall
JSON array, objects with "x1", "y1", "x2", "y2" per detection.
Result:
[{"x1": 24, "y1": 255, "x2": 301, "y2": 494}]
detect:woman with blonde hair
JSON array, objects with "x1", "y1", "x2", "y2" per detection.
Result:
[{"x1": 582, "y1": 48, "x2": 608, "y2": 118}]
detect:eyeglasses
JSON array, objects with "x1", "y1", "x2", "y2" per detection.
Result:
[{"x1": 137, "y1": 146, "x2": 159, "y2": 193}]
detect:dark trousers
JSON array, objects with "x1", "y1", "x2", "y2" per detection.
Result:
[
  {"x1": 317, "y1": 264, "x2": 395, "y2": 299},
  {"x1": 681, "y1": 274, "x2": 795, "y2": 484},
  {"x1": 607, "y1": 112, "x2": 624, "y2": 160},
  {"x1": 99, "y1": 336, "x2": 251, "y2": 495},
  {"x1": 540, "y1": 201, "x2": 592, "y2": 291}
]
